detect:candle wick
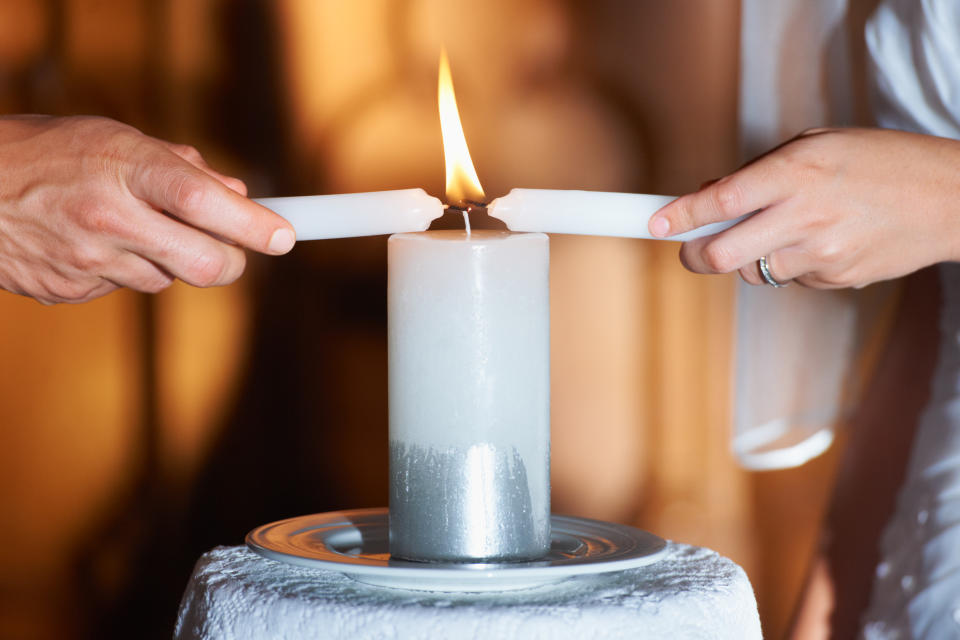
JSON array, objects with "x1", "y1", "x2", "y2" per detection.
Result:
[{"x1": 462, "y1": 211, "x2": 471, "y2": 238}]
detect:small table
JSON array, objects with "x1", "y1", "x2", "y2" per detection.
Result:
[{"x1": 175, "y1": 542, "x2": 761, "y2": 639}]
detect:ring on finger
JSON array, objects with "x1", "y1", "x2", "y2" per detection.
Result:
[{"x1": 758, "y1": 255, "x2": 788, "y2": 288}]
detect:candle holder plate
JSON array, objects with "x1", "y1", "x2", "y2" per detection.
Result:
[{"x1": 247, "y1": 508, "x2": 667, "y2": 592}]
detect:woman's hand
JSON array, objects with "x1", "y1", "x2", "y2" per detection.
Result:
[
  {"x1": 0, "y1": 115, "x2": 295, "y2": 304},
  {"x1": 648, "y1": 128, "x2": 960, "y2": 288}
]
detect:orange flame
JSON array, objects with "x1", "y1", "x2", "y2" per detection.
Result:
[{"x1": 438, "y1": 48, "x2": 484, "y2": 203}]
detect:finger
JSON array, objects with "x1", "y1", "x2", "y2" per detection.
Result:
[
  {"x1": 766, "y1": 246, "x2": 856, "y2": 290},
  {"x1": 757, "y1": 251, "x2": 793, "y2": 287},
  {"x1": 0, "y1": 241, "x2": 120, "y2": 304},
  {"x1": 102, "y1": 251, "x2": 175, "y2": 294},
  {"x1": 737, "y1": 263, "x2": 765, "y2": 286},
  {"x1": 35, "y1": 275, "x2": 117, "y2": 305},
  {"x1": 157, "y1": 140, "x2": 248, "y2": 196},
  {"x1": 766, "y1": 246, "x2": 818, "y2": 285},
  {"x1": 678, "y1": 203, "x2": 802, "y2": 274},
  {"x1": 738, "y1": 245, "x2": 841, "y2": 288},
  {"x1": 124, "y1": 145, "x2": 294, "y2": 255},
  {"x1": 117, "y1": 203, "x2": 249, "y2": 288},
  {"x1": 649, "y1": 154, "x2": 792, "y2": 238},
  {"x1": 69, "y1": 279, "x2": 118, "y2": 303}
]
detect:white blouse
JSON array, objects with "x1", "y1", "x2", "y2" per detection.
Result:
[{"x1": 862, "y1": 1, "x2": 960, "y2": 637}]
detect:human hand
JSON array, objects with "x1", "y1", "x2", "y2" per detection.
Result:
[
  {"x1": 648, "y1": 128, "x2": 960, "y2": 288},
  {"x1": 0, "y1": 115, "x2": 295, "y2": 304}
]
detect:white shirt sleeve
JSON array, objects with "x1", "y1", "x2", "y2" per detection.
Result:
[{"x1": 867, "y1": 0, "x2": 960, "y2": 138}]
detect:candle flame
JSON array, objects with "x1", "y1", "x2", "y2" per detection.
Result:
[{"x1": 438, "y1": 48, "x2": 484, "y2": 204}]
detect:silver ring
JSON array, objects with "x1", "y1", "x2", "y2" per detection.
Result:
[{"x1": 758, "y1": 255, "x2": 787, "y2": 287}]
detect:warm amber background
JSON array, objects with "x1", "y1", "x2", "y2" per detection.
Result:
[{"x1": 0, "y1": 1, "x2": 853, "y2": 638}]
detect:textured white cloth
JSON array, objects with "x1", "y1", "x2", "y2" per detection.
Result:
[
  {"x1": 174, "y1": 544, "x2": 761, "y2": 640},
  {"x1": 861, "y1": 1, "x2": 960, "y2": 638}
]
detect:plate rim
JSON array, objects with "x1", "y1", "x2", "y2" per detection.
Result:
[{"x1": 246, "y1": 508, "x2": 668, "y2": 586}]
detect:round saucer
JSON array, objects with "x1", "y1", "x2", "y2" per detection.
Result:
[{"x1": 246, "y1": 508, "x2": 667, "y2": 592}]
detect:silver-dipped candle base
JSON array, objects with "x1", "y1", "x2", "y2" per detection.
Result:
[{"x1": 389, "y1": 441, "x2": 550, "y2": 563}]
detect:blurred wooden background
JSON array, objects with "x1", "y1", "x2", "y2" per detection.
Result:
[{"x1": 0, "y1": 1, "x2": 854, "y2": 638}]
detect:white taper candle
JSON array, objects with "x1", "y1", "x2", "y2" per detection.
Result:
[
  {"x1": 488, "y1": 189, "x2": 750, "y2": 241},
  {"x1": 256, "y1": 188, "x2": 443, "y2": 240}
]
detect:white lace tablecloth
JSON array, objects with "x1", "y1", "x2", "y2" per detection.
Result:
[{"x1": 175, "y1": 542, "x2": 761, "y2": 640}]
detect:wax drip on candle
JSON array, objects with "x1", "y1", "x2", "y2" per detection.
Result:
[{"x1": 462, "y1": 211, "x2": 471, "y2": 237}]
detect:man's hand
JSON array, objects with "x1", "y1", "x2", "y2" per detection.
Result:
[
  {"x1": 0, "y1": 115, "x2": 295, "y2": 304},
  {"x1": 648, "y1": 128, "x2": 960, "y2": 289}
]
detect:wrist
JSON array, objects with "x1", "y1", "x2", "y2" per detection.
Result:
[{"x1": 941, "y1": 137, "x2": 960, "y2": 263}]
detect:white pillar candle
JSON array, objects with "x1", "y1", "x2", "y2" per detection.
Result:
[
  {"x1": 388, "y1": 230, "x2": 551, "y2": 563},
  {"x1": 488, "y1": 188, "x2": 750, "y2": 240},
  {"x1": 256, "y1": 189, "x2": 443, "y2": 240}
]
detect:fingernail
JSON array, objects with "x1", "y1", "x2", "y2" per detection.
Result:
[
  {"x1": 650, "y1": 215, "x2": 670, "y2": 238},
  {"x1": 269, "y1": 228, "x2": 296, "y2": 254}
]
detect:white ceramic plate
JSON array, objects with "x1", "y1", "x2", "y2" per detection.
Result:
[{"x1": 247, "y1": 508, "x2": 667, "y2": 592}]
